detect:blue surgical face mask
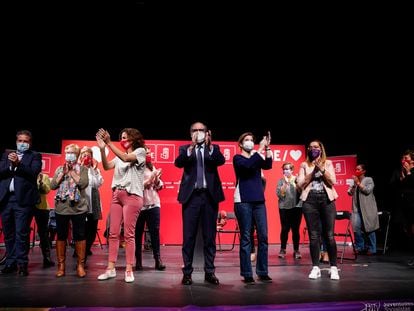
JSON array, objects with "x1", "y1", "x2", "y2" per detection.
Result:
[
  {"x1": 65, "y1": 153, "x2": 77, "y2": 163},
  {"x1": 16, "y1": 142, "x2": 30, "y2": 153}
]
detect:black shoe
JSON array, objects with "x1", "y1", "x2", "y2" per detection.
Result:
[
  {"x1": 18, "y1": 265, "x2": 29, "y2": 276},
  {"x1": 1, "y1": 264, "x2": 17, "y2": 274},
  {"x1": 181, "y1": 274, "x2": 192, "y2": 285},
  {"x1": 86, "y1": 250, "x2": 93, "y2": 256},
  {"x1": 155, "y1": 259, "x2": 166, "y2": 271},
  {"x1": 355, "y1": 249, "x2": 366, "y2": 255},
  {"x1": 408, "y1": 258, "x2": 414, "y2": 266},
  {"x1": 135, "y1": 264, "x2": 143, "y2": 271},
  {"x1": 204, "y1": 273, "x2": 219, "y2": 285},
  {"x1": 258, "y1": 275, "x2": 272, "y2": 283},
  {"x1": 243, "y1": 276, "x2": 255, "y2": 284}
]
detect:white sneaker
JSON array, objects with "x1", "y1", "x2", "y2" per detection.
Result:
[
  {"x1": 329, "y1": 266, "x2": 340, "y2": 280},
  {"x1": 125, "y1": 270, "x2": 135, "y2": 283},
  {"x1": 97, "y1": 268, "x2": 116, "y2": 280},
  {"x1": 308, "y1": 266, "x2": 321, "y2": 279}
]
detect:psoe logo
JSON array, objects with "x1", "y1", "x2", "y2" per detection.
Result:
[
  {"x1": 332, "y1": 160, "x2": 346, "y2": 175},
  {"x1": 156, "y1": 145, "x2": 176, "y2": 163},
  {"x1": 220, "y1": 145, "x2": 236, "y2": 164},
  {"x1": 360, "y1": 302, "x2": 380, "y2": 311}
]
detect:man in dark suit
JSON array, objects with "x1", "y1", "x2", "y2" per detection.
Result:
[
  {"x1": 0, "y1": 130, "x2": 42, "y2": 276},
  {"x1": 174, "y1": 122, "x2": 225, "y2": 285}
]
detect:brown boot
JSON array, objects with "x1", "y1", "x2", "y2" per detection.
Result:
[
  {"x1": 75, "y1": 240, "x2": 86, "y2": 278},
  {"x1": 56, "y1": 240, "x2": 66, "y2": 277}
]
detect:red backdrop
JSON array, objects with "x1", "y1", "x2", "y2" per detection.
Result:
[{"x1": 44, "y1": 140, "x2": 356, "y2": 245}]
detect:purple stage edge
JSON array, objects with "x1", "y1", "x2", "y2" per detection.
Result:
[{"x1": 51, "y1": 299, "x2": 414, "y2": 311}]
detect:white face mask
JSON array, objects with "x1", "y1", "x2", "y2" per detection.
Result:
[
  {"x1": 196, "y1": 131, "x2": 205, "y2": 144},
  {"x1": 242, "y1": 141, "x2": 254, "y2": 152},
  {"x1": 65, "y1": 153, "x2": 77, "y2": 163},
  {"x1": 283, "y1": 169, "x2": 292, "y2": 177}
]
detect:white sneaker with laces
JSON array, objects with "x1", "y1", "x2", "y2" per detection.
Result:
[
  {"x1": 329, "y1": 266, "x2": 340, "y2": 280},
  {"x1": 125, "y1": 270, "x2": 135, "y2": 283},
  {"x1": 308, "y1": 266, "x2": 321, "y2": 279},
  {"x1": 97, "y1": 268, "x2": 116, "y2": 280}
]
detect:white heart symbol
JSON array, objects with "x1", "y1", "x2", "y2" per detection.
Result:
[{"x1": 290, "y1": 150, "x2": 302, "y2": 161}]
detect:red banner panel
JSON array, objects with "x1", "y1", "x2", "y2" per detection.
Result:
[{"x1": 39, "y1": 141, "x2": 356, "y2": 245}]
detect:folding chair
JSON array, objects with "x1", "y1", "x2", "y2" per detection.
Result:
[
  {"x1": 377, "y1": 211, "x2": 391, "y2": 255},
  {"x1": 216, "y1": 211, "x2": 240, "y2": 251},
  {"x1": 96, "y1": 228, "x2": 104, "y2": 249},
  {"x1": 334, "y1": 211, "x2": 357, "y2": 263}
]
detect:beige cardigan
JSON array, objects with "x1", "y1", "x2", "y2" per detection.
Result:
[{"x1": 296, "y1": 159, "x2": 338, "y2": 202}]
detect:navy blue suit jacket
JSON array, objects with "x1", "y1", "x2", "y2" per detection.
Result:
[
  {"x1": 0, "y1": 150, "x2": 42, "y2": 207},
  {"x1": 174, "y1": 144, "x2": 225, "y2": 205}
]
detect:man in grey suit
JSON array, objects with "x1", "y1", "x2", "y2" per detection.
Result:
[
  {"x1": 0, "y1": 130, "x2": 42, "y2": 276},
  {"x1": 174, "y1": 122, "x2": 225, "y2": 285}
]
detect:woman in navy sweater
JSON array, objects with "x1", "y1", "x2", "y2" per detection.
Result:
[{"x1": 233, "y1": 131, "x2": 272, "y2": 284}]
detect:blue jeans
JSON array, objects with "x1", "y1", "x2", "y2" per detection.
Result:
[
  {"x1": 302, "y1": 191, "x2": 337, "y2": 267},
  {"x1": 234, "y1": 202, "x2": 268, "y2": 277},
  {"x1": 353, "y1": 212, "x2": 376, "y2": 253}
]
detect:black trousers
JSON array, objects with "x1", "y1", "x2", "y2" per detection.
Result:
[
  {"x1": 181, "y1": 190, "x2": 218, "y2": 275},
  {"x1": 135, "y1": 206, "x2": 162, "y2": 259}
]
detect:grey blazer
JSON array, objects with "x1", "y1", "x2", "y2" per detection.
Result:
[{"x1": 348, "y1": 176, "x2": 380, "y2": 233}]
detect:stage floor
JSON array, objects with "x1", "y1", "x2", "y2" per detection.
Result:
[{"x1": 0, "y1": 244, "x2": 414, "y2": 310}]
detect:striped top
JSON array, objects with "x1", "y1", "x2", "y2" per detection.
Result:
[{"x1": 111, "y1": 147, "x2": 146, "y2": 197}]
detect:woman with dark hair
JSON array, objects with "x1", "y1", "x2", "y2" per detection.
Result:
[
  {"x1": 390, "y1": 149, "x2": 414, "y2": 266},
  {"x1": 78, "y1": 146, "x2": 104, "y2": 258},
  {"x1": 348, "y1": 163, "x2": 379, "y2": 256},
  {"x1": 135, "y1": 147, "x2": 166, "y2": 271},
  {"x1": 233, "y1": 131, "x2": 273, "y2": 284},
  {"x1": 96, "y1": 128, "x2": 146, "y2": 283}
]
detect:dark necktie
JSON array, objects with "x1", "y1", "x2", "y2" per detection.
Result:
[{"x1": 197, "y1": 146, "x2": 204, "y2": 188}]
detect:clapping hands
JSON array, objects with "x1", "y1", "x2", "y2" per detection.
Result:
[{"x1": 96, "y1": 128, "x2": 111, "y2": 147}]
